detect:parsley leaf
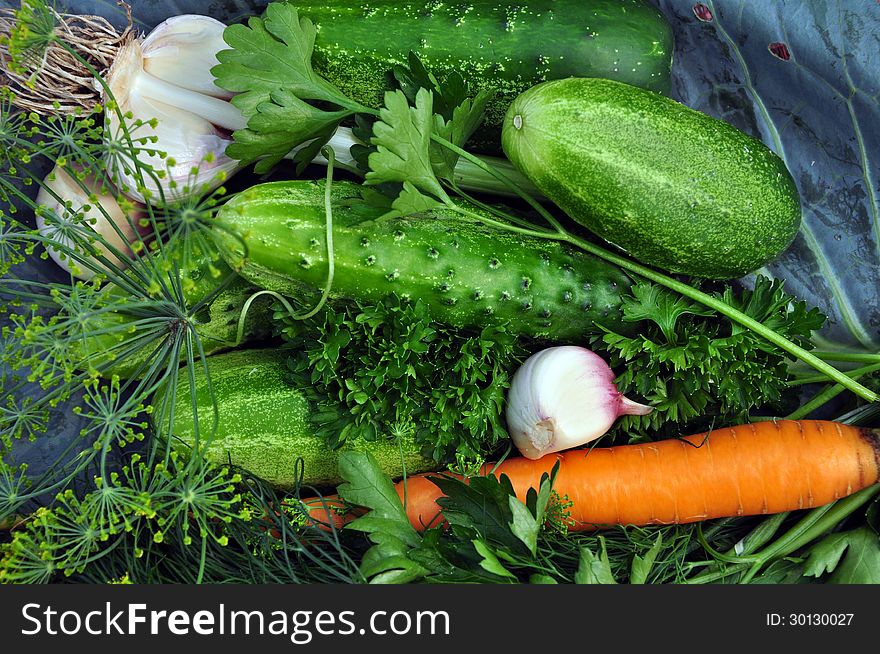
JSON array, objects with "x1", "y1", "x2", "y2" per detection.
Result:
[
  {"x1": 432, "y1": 473, "x2": 527, "y2": 554},
  {"x1": 575, "y1": 538, "x2": 618, "y2": 584},
  {"x1": 803, "y1": 527, "x2": 880, "y2": 583},
  {"x1": 336, "y1": 451, "x2": 428, "y2": 584},
  {"x1": 630, "y1": 533, "x2": 664, "y2": 584},
  {"x1": 213, "y1": 4, "x2": 366, "y2": 173},
  {"x1": 336, "y1": 451, "x2": 571, "y2": 583},
  {"x1": 431, "y1": 91, "x2": 493, "y2": 179},
  {"x1": 389, "y1": 51, "x2": 493, "y2": 174},
  {"x1": 227, "y1": 90, "x2": 350, "y2": 175},
  {"x1": 366, "y1": 88, "x2": 451, "y2": 212},
  {"x1": 365, "y1": 57, "x2": 492, "y2": 214},
  {"x1": 390, "y1": 51, "x2": 472, "y2": 122},
  {"x1": 620, "y1": 283, "x2": 714, "y2": 342}
]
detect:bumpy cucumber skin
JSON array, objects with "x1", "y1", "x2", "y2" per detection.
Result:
[
  {"x1": 216, "y1": 180, "x2": 631, "y2": 341},
  {"x1": 170, "y1": 348, "x2": 437, "y2": 488},
  {"x1": 501, "y1": 78, "x2": 802, "y2": 280},
  {"x1": 301, "y1": 0, "x2": 673, "y2": 151}
]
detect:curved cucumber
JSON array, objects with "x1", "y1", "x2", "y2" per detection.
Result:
[
  {"x1": 169, "y1": 348, "x2": 437, "y2": 488},
  {"x1": 216, "y1": 180, "x2": 631, "y2": 341},
  {"x1": 299, "y1": 0, "x2": 674, "y2": 151},
  {"x1": 501, "y1": 78, "x2": 802, "y2": 279}
]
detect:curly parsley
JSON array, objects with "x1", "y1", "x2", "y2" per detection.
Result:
[
  {"x1": 596, "y1": 276, "x2": 826, "y2": 440},
  {"x1": 277, "y1": 295, "x2": 529, "y2": 465}
]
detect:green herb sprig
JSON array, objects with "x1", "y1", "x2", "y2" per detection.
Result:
[
  {"x1": 277, "y1": 295, "x2": 529, "y2": 466},
  {"x1": 598, "y1": 277, "x2": 827, "y2": 439}
]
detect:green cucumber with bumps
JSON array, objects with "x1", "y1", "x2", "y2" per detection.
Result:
[
  {"x1": 501, "y1": 78, "x2": 802, "y2": 279},
  {"x1": 296, "y1": 0, "x2": 674, "y2": 151},
  {"x1": 169, "y1": 348, "x2": 437, "y2": 488},
  {"x1": 215, "y1": 180, "x2": 632, "y2": 341}
]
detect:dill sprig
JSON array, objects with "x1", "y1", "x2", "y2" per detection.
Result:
[{"x1": 0, "y1": 0, "x2": 361, "y2": 584}]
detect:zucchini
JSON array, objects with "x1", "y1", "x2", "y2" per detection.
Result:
[
  {"x1": 299, "y1": 0, "x2": 674, "y2": 151},
  {"x1": 216, "y1": 180, "x2": 632, "y2": 341},
  {"x1": 169, "y1": 348, "x2": 437, "y2": 488},
  {"x1": 501, "y1": 78, "x2": 802, "y2": 279}
]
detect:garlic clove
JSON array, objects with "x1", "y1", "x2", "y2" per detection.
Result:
[
  {"x1": 141, "y1": 15, "x2": 233, "y2": 99},
  {"x1": 506, "y1": 345, "x2": 653, "y2": 459},
  {"x1": 36, "y1": 165, "x2": 145, "y2": 280}
]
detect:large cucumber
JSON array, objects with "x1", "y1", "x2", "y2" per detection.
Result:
[
  {"x1": 501, "y1": 78, "x2": 802, "y2": 279},
  {"x1": 215, "y1": 180, "x2": 631, "y2": 341},
  {"x1": 169, "y1": 348, "x2": 437, "y2": 488},
  {"x1": 299, "y1": 0, "x2": 674, "y2": 151}
]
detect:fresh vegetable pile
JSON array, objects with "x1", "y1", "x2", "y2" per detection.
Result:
[{"x1": 0, "y1": 0, "x2": 878, "y2": 585}]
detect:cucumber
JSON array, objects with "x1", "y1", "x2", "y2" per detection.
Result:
[
  {"x1": 216, "y1": 180, "x2": 632, "y2": 341},
  {"x1": 169, "y1": 348, "x2": 437, "y2": 488},
  {"x1": 501, "y1": 78, "x2": 802, "y2": 279},
  {"x1": 299, "y1": 0, "x2": 674, "y2": 151}
]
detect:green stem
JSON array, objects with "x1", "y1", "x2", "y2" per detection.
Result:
[
  {"x1": 813, "y1": 351, "x2": 880, "y2": 363},
  {"x1": 449, "y1": 182, "x2": 551, "y2": 233},
  {"x1": 196, "y1": 535, "x2": 207, "y2": 585},
  {"x1": 726, "y1": 512, "x2": 790, "y2": 558},
  {"x1": 685, "y1": 513, "x2": 789, "y2": 583},
  {"x1": 785, "y1": 386, "x2": 848, "y2": 421},
  {"x1": 739, "y1": 485, "x2": 880, "y2": 584},
  {"x1": 448, "y1": 205, "x2": 557, "y2": 241},
  {"x1": 685, "y1": 487, "x2": 878, "y2": 584},
  {"x1": 785, "y1": 361, "x2": 880, "y2": 420},
  {"x1": 558, "y1": 232, "x2": 878, "y2": 403},
  {"x1": 684, "y1": 561, "x2": 750, "y2": 584},
  {"x1": 432, "y1": 134, "x2": 565, "y2": 234},
  {"x1": 232, "y1": 148, "x2": 340, "y2": 343},
  {"x1": 788, "y1": 362, "x2": 880, "y2": 387},
  {"x1": 452, "y1": 153, "x2": 542, "y2": 199}
]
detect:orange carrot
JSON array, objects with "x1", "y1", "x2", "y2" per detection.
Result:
[{"x1": 302, "y1": 420, "x2": 880, "y2": 532}]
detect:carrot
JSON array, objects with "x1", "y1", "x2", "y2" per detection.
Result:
[{"x1": 301, "y1": 420, "x2": 880, "y2": 532}]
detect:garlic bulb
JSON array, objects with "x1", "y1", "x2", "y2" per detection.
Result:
[
  {"x1": 102, "y1": 15, "x2": 246, "y2": 204},
  {"x1": 36, "y1": 165, "x2": 145, "y2": 281},
  {"x1": 506, "y1": 346, "x2": 653, "y2": 459}
]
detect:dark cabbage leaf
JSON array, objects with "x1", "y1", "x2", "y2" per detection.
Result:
[
  {"x1": 57, "y1": 0, "x2": 880, "y2": 352},
  {"x1": 655, "y1": 0, "x2": 880, "y2": 352}
]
